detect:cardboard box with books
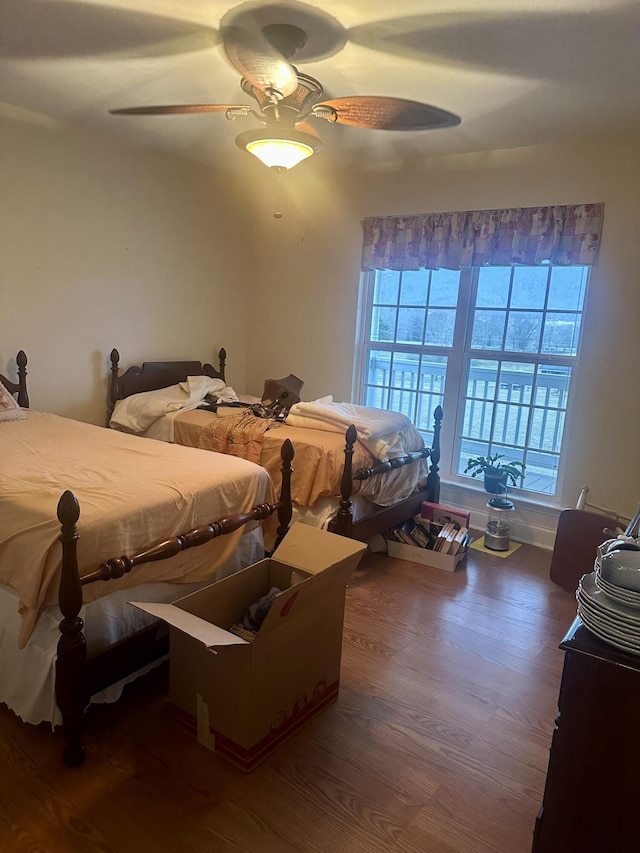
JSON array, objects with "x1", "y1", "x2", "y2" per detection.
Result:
[
  {"x1": 386, "y1": 502, "x2": 472, "y2": 571},
  {"x1": 131, "y1": 523, "x2": 366, "y2": 771}
]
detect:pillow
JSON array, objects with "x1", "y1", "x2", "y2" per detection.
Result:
[{"x1": 0, "y1": 383, "x2": 26, "y2": 422}]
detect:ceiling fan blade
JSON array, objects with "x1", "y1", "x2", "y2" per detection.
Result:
[
  {"x1": 109, "y1": 104, "x2": 247, "y2": 116},
  {"x1": 315, "y1": 96, "x2": 461, "y2": 130},
  {"x1": 222, "y1": 25, "x2": 298, "y2": 99},
  {"x1": 295, "y1": 120, "x2": 322, "y2": 139}
]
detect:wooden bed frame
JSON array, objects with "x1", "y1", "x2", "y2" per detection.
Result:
[
  {"x1": 1, "y1": 353, "x2": 294, "y2": 767},
  {"x1": 56, "y1": 439, "x2": 293, "y2": 767},
  {"x1": 108, "y1": 348, "x2": 442, "y2": 543}
]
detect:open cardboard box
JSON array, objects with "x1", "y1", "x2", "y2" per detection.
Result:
[
  {"x1": 387, "y1": 539, "x2": 468, "y2": 572},
  {"x1": 132, "y1": 523, "x2": 366, "y2": 771}
]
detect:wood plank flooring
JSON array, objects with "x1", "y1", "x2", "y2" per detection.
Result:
[{"x1": 0, "y1": 541, "x2": 579, "y2": 853}]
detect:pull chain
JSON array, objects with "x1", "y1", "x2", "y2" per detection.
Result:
[{"x1": 273, "y1": 168, "x2": 283, "y2": 219}]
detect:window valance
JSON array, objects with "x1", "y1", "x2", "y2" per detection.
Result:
[{"x1": 361, "y1": 203, "x2": 604, "y2": 272}]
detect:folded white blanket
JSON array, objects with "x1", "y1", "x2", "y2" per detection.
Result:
[
  {"x1": 288, "y1": 397, "x2": 410, "y2": 439},
  {"x1": 286, "y1": 397, "x2": 415, "y2": 461},
  {"x1": 110, "y1": 376, "x2": 238, "y2": 441}
]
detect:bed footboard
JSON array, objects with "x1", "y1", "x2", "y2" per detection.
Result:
[
  {"x1": 328, "y1": 406, "x2": 443, "y2": 541},
  {"x1": 55, "y1": 439, "x2": 294, "y2": 767}
]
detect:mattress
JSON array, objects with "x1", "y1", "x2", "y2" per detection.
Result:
[{"x1": 0, "y1": 410, "x2": 272, "y2": 645}]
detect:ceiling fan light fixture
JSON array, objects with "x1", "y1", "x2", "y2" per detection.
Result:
[{"x1": 236, "y1": 125, "x2": 322, "y2": 171}]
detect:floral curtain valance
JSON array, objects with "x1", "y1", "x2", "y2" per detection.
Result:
[{"x1": 361, "y1": 203, "x2": 604, "y2": 272}]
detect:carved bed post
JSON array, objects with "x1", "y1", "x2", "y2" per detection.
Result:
[
  {"x1": 333, "y1": 424, "x2": 358, "y2": 537},
  {"x1": 427, "y1": 405, "x2": 443, "y2": 504},
  {"x1": 56, "y1": 491, "x2": 88, "y2": 767},
  {"x1": 108, "y1": 349, "x2": 121, "y2": 422},
  {"x1": 274, "y1": 439, "x2": 294, "y2": 550},
  {"x1": 16, "y1": 350, "x2": 29, "y2": 408},
  {"x1": 218, "y1": 347, "x2": 227, "y2": 383}
]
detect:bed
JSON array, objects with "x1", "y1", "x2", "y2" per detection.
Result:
[
  {"x1": 0, "y1": 351, "x2": 294, "y2": 765},
  {"x1": 108, "y1": 348, "x2": 443, "y2": 543}
]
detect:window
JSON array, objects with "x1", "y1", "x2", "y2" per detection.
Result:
[{"x1": 357, "y1": 264, "x2": 589, "y2": 497}]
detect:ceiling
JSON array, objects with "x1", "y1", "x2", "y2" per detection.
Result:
[{"x1": 2, "y1": 0, "x2": 639, "y2": 173}]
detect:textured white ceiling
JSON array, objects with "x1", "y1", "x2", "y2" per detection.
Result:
[{"x1": 2, "y1": 0, "x2": 639, "y2": 172}]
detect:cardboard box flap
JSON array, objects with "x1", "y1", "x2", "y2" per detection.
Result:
[
  {"x1": 273, "y1": 523, "x2": 367, "y2": 576},
  {"x1": 129, "y1": 602, "x2": 248, "y2": 648},
  {"x1": 256, "y1": 559, "x2": 365, "y2": 639}
]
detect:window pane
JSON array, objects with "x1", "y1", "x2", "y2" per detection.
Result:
[
  {"x1": 528, "y1": 407, "x2": 566, "y2": 453},
  {"x1": 534, "y1": 365, "x2": 571, "y2": 409},
  {"x1": 415, "y1": 392, "x2": 442, "y2": 441},
  {"x1": 523, "y1": 451, "x2": 558, "y2": 494},
  {"x1": 487, "y1": 444, "x2": 526, "y2": 489},
  {"x1": 373, "y1": 270, "x2": 399, "y2": 304},
  {"x1": 425, "y1": 308, "x2": 456, "y2": 346},
  {"x1": 390, "y1": 352, "x2": 420, "y2": 391},
  {"x1": 419, "y1": 355, "x2": 447, "y2": 394},
  {"x1": 430, "y1": 268, "x2": 461, "y2": 306},
  {"x1": 364, "y1": 350, "x2": 392, "y2": 398},
  {"x1": 462, "y1": 398, "x2": 494, "y2": 442},
  {"x1": 511, "y1": 266, "x2": 548, "y2": 309},
  {"x1": 363, "y1": 385, "x2": 388, "y2": 408},
  {"x1": 505, "y1": 311, "x2": 543, "y2": 353},
  {"x1": 467, "y1": 359, "x2": 498, "y2": 399},
  {"x1": 494, "y1": 402, "x2": 528, "y2": 447},
  {"x1": 371, "y1": 306, "x2": 396, "y2": 342},
  {"x1": 541, "y1": 313, "x2": 581, "y2": 356},
  {"x1": 476, "y1": 267, "x2": 511, "y2": 307},
  {"x1": 458, "y1": 438, "x2": 489, "y2": 476},
  {"x1": 399, "y1": 270, "x2": 428, "y2": 305},
  {"x1": 497, "y1": 362, "x2": 533, "y2": 405},
  {"x1": 548, "y1": 266, "x2": 588, "y2": 310},
  {"x1": 471, "y1": 310, "x2": 506, "y2": 349},
  {"x1": 396, "y1": 308, "x2": 424, "y2": 343}
]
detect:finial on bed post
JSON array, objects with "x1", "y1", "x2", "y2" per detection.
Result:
[
  {"x1": 56, "y1": 490, "x2": 88, "y2": 767},
  {"x1": 426, "y1": 406, "x2": 443, "y2": 504},
  {"x1": 218, "y1": 348, "x2": 227, "y2": 383},
  {"x1": 108, "y1": 349, "x2": 121, "y2": 423},
  {"x1": 333, "y1": 424, "x2": 357, "y2": 537},
  {"x1": 16, "y1": 350, "x2": 29, "y2": 408},
  {"x1": 274, "y1": 439, "x2": 294, "y2": 549}
]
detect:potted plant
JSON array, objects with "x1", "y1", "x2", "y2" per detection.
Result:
[{"x1": 464, "y1": 453, "x2": 526, "y2": 494}]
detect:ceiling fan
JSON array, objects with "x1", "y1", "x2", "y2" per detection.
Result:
[{"x1": 110, "y1": 21, "x2": 461, "y2": 172}]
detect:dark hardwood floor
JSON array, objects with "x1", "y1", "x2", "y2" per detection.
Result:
[{"x1": 0, "y1": 541, "x2": 579, "y2": 853}]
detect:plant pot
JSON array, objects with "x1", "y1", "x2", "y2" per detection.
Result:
[{"x1": 484, "y1": 468, "x2": 509, "y2": 495}]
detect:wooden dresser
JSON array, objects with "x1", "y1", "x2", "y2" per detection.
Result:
[{"x1": 532, "y1": 616, "x2": 640, "y2": 852}]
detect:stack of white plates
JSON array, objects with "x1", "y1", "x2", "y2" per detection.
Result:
[{"x1": 576, "y1": 572, "x2": 640, "y2": 655}]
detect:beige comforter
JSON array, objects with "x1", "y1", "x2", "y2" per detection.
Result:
[
  {"x1": 0, "y1": 412, "x2": 272, "y2": 646},
  {"x1": 174, "y1": 410, "x2": 428, "y2": 508}
]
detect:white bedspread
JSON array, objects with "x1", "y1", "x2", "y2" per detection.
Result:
[
  {"x1": 110, "y1": 376, "x2": 239, "y2": 441},
  {"x1": 286, "y1": 396, "x2": 413, "y2": 461}
]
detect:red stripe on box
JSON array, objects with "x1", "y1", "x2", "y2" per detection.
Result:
[{"x1": 171, "y1": 680, "x2": 340, "y2": 772}]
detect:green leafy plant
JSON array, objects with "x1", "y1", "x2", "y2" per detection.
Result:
[{"x1": 464, "y1": 453, "x2": 526, "y2": 488}]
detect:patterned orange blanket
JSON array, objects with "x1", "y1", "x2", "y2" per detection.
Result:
[{"x1": 196, "y1": 410, "x2": 280, "y2": 464}]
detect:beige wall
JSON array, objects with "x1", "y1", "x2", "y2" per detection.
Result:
[
  {"x1": 246, "y1": 133, "x2": 640, "y2": 524},
  {"x1": 0, "y1": 112, "x2": 255, "y2": 424}
]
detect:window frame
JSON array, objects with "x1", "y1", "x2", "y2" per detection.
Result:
[{"x1": 354, "y1": 264, "x2": 589, "y2": 502}]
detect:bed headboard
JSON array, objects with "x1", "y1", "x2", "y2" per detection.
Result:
[
  {"x1": 109, "y1": 347, "x2": 227, "y2": 410},
  {"x1": 0, "y1": 350, "x2": 29, "y2": 408}
]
